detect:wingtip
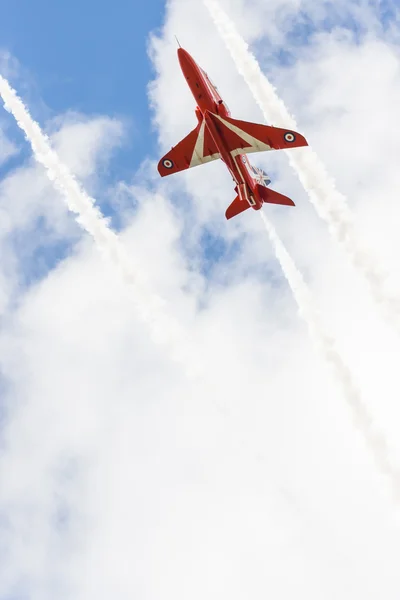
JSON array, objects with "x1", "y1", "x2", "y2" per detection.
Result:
[
  {"x1": 157, "y1": 159, "x2": 167, "y2": 177},
  {"x1": 299, "y1": 133, "x2": 309, "y2": 147}
]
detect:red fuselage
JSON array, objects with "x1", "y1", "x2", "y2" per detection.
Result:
[{"x1": 178, "y1": 48, "x2": 262, "y2": 210}]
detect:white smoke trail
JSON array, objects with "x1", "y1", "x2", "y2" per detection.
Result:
[
  {"x1": 0, "y1": 75, "x2": 186, "y2": 358},
  {"x1": 203, "y1": 0, "x2": 400, "y2": 331},
  {"x1": 259, "y1": 209, "x2": 400, "y2": 503}
]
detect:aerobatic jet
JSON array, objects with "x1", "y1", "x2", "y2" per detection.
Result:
[{"x1": 158, "y1": 48, "x2": 308, "y2": 220}]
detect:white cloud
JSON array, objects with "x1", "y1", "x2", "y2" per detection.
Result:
[
  {"x1": 0, "y1": 109, "x2": 125, "y2": 323},
  {"x1": 50, "y1": 114, "x2": 124, "y2": 181},
  {"x1": 0, "y1": 124, "x2": 18, "y2": 166},
  {"x1": 1, "y1": 1, "x2": 400, "y2": 599}
]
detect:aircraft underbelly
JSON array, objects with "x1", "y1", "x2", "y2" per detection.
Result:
[{"x1": 203, "y1": 116, "x2": 236, "y2": 173}]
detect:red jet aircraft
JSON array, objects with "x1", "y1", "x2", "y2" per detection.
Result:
[{"x1": 158, "y1": 48, "x2": 309, "y2": 219}]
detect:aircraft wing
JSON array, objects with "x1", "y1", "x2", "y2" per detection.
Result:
[
  {"x1": 158, "y1": 120, "x2": 220, "y2": 177},
  {"x1": 208, "y1": 113, "x2": 308, "y2": 154}
]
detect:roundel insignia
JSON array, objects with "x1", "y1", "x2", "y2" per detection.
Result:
[
  {"x1": 163, "y1": 158, "x2": 174, "y2": 169},
  {"x1": 284, "y1": 132, "x2": 296, "y2": 143}
]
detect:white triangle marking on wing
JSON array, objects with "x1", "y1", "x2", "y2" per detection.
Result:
[
  {"x1": 212, "y1": 114, "x2": 272, "y2": 155},
  {"x1": 190, "y1": 119, "x2": 220, "y2": 167}
]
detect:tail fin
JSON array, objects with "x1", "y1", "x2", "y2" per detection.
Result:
[
  {"x1": 256, "y1": 184, "x2": 295, "y2": 207},
  {"x1": 225, "y1": 195, "x2": 251, "y2": 220}
]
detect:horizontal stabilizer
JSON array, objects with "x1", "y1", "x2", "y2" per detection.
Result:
[
  {"x1": 225, "y1": 195, "x2": 251, "y2": 220},
  {"x1": 256, "y1": 184, "x2": 295, "y2": 207}
]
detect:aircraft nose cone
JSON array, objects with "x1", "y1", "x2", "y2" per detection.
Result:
[
  {"x1": 177, "y1": 47, "x2": 189, "y2": 59},
  {"x1": 177, "y1": 47, "x2": 196, "y2": 72}
]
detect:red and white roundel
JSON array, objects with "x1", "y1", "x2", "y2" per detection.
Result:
[
  {"x1": 163, "y1": 159, "x2": 174, "y2": 169},
  {"x1": 284, "y1": 132, "x2": 296, "y2": 143}
]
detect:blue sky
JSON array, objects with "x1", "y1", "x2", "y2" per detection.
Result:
[
  {"x1": 0, "y1": 0, "x2": 166, "y2": 173},
  {"x1": 0, "y1": 0, "x2": 171, "y2": 287}
]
